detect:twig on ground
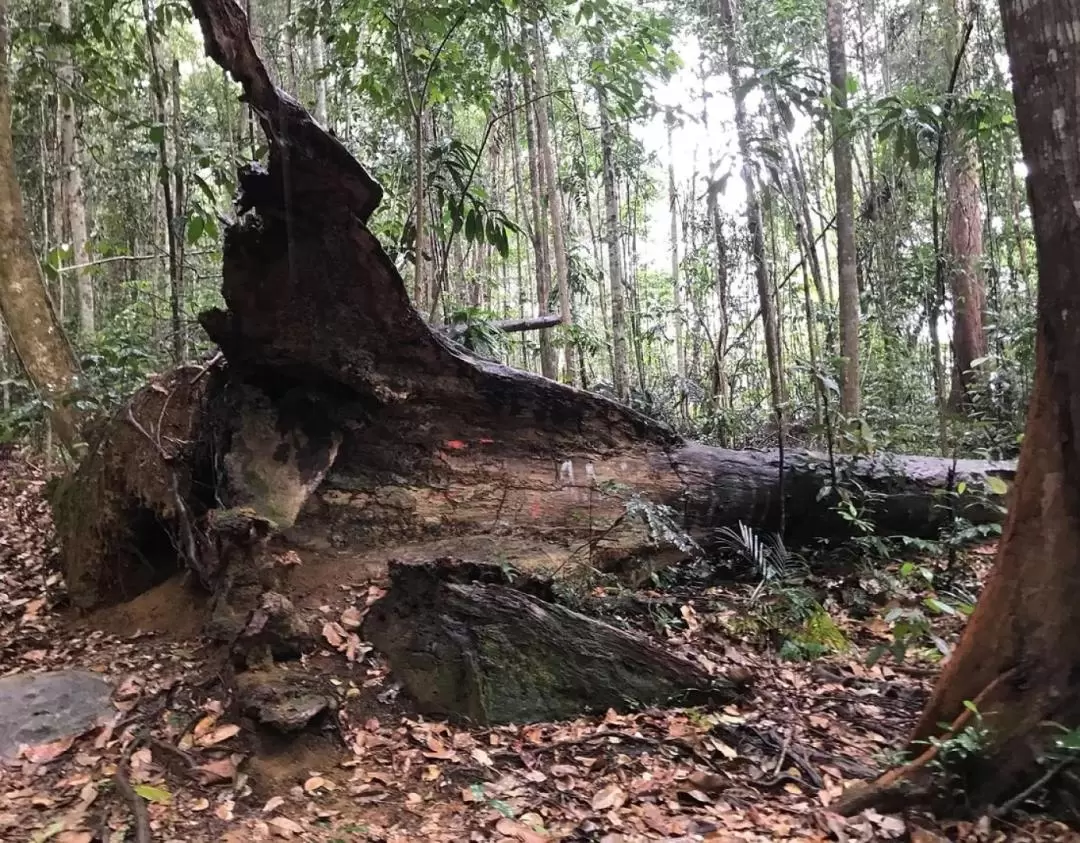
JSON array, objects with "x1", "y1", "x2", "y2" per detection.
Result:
[
  {"x1": 114, "y1": 736, "x2": 153, "y2": 843},
  {"x1": 991, "y1": 756, "x2": 1074, "y2": 818}
]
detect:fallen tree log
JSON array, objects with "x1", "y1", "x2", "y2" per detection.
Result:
[
  {"x1": 443, "y1": 313, "x2": 562, "y2": 340},
  {"x1": 362, "y1": 559, "x2": 737, "y2": 723},
  {"x1": 52, "y1": 0, "x2": 1015, "y2": 617}
]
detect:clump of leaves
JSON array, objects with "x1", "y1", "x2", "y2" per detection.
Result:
[{"x1": 715, "y1": 522, "x2": 847, "y2": 659}]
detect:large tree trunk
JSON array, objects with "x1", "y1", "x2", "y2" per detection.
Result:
[
  {"x1": 826, "y1": 0, "x2": 861, "y2": 418},
  {"x1": 0, "y1": 0, "x2": 81, "y2": 452},
  {"x1": 837, "y1": 0, "x2": 1080, "y2": 819},
  {"x1": 53, "y1": 0, "x2": 1012, "y2": 635}
]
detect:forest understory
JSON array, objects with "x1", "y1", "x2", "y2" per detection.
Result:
[{"x1": 2, "y1": 449, "x2": 1075, "y2": 843}]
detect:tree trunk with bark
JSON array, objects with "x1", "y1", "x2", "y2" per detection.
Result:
[
  {"x1": 56, "y1": 0, "x2": 93, "y2": 341},
  {"x1": 836, "y1": 0, "x2": 1080, "y2": 819},
  {"x1": 826, "y1": 0, "x2": 860, "y2": 418},
  {"x1": 0, "y1": 0, "x2": 81, "y2": 451}
]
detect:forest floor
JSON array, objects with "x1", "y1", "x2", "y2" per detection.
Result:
[{"x1": 1, "y1": 449, "x2": 1077, "y2": 843}]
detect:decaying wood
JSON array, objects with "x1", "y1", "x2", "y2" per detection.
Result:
[
  {"x1": 362, "y1": 560, "x2": 737, "y2": 724},
  {"x1": 55, "y1": 0, "x2": 1012, "y2": 618}
]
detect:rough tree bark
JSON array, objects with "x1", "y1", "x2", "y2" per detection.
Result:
[
  {"x1": 0, "y1": 0, "x2": 81, "y2": 452},
  {"x1": 837, "y1": 0, "x2": 1080, "y2": 818},
  {"x1": 53, "y1": 0, "x2": 1012, "y2": 673}
]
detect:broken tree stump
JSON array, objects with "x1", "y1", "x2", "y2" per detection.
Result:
[{"x1": 362, "y1": 559, "x2": 738, "y2": 724}]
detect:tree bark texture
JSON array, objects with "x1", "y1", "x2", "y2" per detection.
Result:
[
  {"x1": 838, "y1": 0, "x2": 1080, "y2": 817},
  {"x1": 0, "y1": 0, "x2": 81, "y2": 452},
  {"x1": 363, "y1": 560, "x2": 736, "y2": 724},
  {"x1": 946, "y1": 153, "x2": 987, "y2": 409}
]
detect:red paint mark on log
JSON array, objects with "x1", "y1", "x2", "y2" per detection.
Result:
[
  {"x1": 445, "y1": 440, "x2": 467, "y2": 450},
  {"x1": 479, "y1": 438, "x2": 495, "y2": 445},
  {"x1": 529, "y1": 500, "x2": 541, "y2": 518}
]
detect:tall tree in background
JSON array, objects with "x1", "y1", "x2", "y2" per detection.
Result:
[
  {"x1": 0, "y1": 0, "x2": 80, "y2": 451},
  {"x1": 56, "y1": 0, "x2": 93, "y2": 340},
  {"x1": 529, "y1": 24, "x2": 572, "y2": 382},
  {"x1": 667, "y1": 108, "x2": 686, "y2": 412},
  {"x1": 716, "y1": 0, "x2": 784, "y2": 424},
  {"x1": 826, "y1": 0, "x2": 860, "y2": 417},
  {"x1": 943, "y1": 0, "x2": 986, "y2": 409},
  {"x1": 840, "y1": 0, "x2": 1080, "y2": 814},
  {"x1": 594, "y1": 43, "x2": 630, "y2": 402}
]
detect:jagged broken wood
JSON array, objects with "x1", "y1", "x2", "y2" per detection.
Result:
[{"x1": 54, "y1": 0, "x2": 1013, "y2": 623}]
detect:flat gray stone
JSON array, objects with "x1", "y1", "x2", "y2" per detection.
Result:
[{"x1": 0, "y1": 670, "x2": 113, "y2": 760}]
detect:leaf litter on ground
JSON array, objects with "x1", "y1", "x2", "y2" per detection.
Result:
[{"x1": 0, "y1": 450, "x2": 1075, "y2": 841}]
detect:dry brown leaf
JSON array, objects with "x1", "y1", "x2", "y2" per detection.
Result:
[
  {"x1": 263, "y1": 796, "x2": 286, "y2": 813},
  {"x1": 303, "y1": 776, "x2": 335, "y2": 793},
  {"x1": 471, "y1": 747, "x2": 494, "y2": 767},
  {"x1": 20, "y1": 734, "x2": 76, "y2": 764},
  {"x1": 590, "y1": 784, "x2": 626, "y2": 812},
  {"x1": 688, "y1": 770, "x2": 727, "y2": 794},
  {"x1": 495, "y1": 817, "x2": 548, "y2": 842},
  {"x1": 322, "y1": 621, "x2": 346, "y2": 649},
  {"x1": 422, "y1": 765, "x2": 441, "y2": 781},
  {"x1": 197, "y1": 723, "x2": 241, "y2": 747},
  {"x1": 197, "y1": 756, "x2": 238, "y2": 784},
  {"x1": 268, "y1": 816, "x2": 304, "y2": 838},
  {"x1": 340, "y1": 606, "x2": 363, "y2": 629}
]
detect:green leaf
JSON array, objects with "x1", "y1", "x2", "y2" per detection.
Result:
[
  {"x1": 148, "y1": 124, "x2": 166, "y2": 145},
  {"x1": 986, "y1": 476, "x2": 1009, "y2": 496},
  {"x1": 134, "y1": 784, "x2": 172, "y2": 804},
  {"x1": 186, "y1": 215, "x2": 205, "y2": 244}
]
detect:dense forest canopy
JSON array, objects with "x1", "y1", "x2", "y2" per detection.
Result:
[{"x1": 0, "y1": 0, "x2": 1032, "y2": 459}]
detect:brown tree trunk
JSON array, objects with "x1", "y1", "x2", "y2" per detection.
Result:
[
  {"x1": 946, "y1": 154, "x2": 987, "y2": 409},
  {"x1": 0, "y1": 0, "x2": 81, "y2": 451},
  {"x1": 837, "y1": 0, "x2": 1080, "y2": 817},
  {"x1": 594, "y1": 48, "x2": 630, "y2": 401},
  {"x1": 826, "y1": 0, "x2": 860, "y2": 418}
]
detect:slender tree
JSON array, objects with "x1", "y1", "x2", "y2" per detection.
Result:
[
  {"x1": 826, "y1": 0, "x2": 860, "y2": 417},
  {"x1": 594, "y1": 44, "x2": 630, "y2": 402},
  {"x1": 716, "y1": 0, "x2": 784, "y2": 423},
  {"x1": 56, "y1": 0, "x2": 93, "y2": 340}
]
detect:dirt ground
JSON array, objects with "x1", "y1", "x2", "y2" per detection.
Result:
[{"x1": 1, "y1": 450, "x2": 1076, "y2": 842}]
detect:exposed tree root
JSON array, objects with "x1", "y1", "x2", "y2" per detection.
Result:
[{"x1": 833, "y1": 668, "x2": 1017, "y2": 816}]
